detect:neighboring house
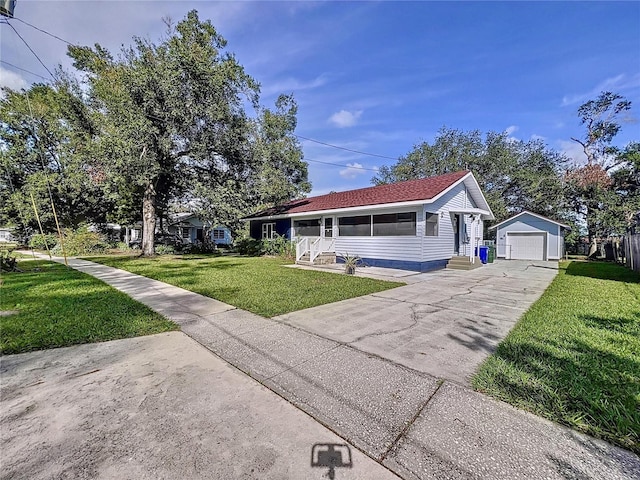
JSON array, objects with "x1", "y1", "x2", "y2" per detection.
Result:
[
  {"x1": 490, "y1": 211, "x2": 570, "y2": 261},
  {"x1": 167, "y1": 213, "x2": 232, "y2": 246},
  {"x1": 0, "y1": 226, "x2": 15, "y2": 243},
  {"x1": 244, "y1": 170, "x2": 494, "y2": 272}
]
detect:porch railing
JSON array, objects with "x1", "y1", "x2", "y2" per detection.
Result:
[
  {"x1": 296, "y1": 236, "x2": 336, "y2": 262},
  {"x1": 309, "y1": 237, "x2": 322, "y2": 263},
  {"x1": 296, "y1": 237, "x2": 309, "y2": 262}
]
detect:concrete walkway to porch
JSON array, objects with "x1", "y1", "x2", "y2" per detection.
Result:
[{"x1": 11, "y1": 253, "x2": 640, "y2": 479}]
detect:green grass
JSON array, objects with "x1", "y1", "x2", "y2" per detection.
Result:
[
  {"x1": 473, "y1": 261, "x2": 640, "y2": 453},
  {"x1": 88, "y1": 254, "x2": 403, "y2": 317},
  {"x1": 1, "y1": 261, "x2": 178, "y2": 355}
]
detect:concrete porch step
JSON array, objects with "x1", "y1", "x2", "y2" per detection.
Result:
[
  {"x1": 447, "y1": 256, "x2": 483, "y2": 270},
  {"x1": 296, "y1": 252, "x2": 336, "y2": 266}
]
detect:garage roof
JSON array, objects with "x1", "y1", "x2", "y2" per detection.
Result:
[{"x1": 489, "y1": 210, "x2": 571, "y2": 230}]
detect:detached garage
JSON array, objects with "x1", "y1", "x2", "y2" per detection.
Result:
[{"x1": 490, "y1": 211, "x2": 570, "y2": 261}]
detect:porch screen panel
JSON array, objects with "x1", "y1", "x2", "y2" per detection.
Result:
[
  {"x1": 338, "y1": 215, "x2": 371, "y2": 236},
  {"x1": 294, "y1": 219, "x2": 320, "y2": 237},
  {"x1": 373, "y1": 212, "x2": 416, "y2": 236}
]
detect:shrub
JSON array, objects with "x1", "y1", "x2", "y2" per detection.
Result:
[
  {"x1": 61, "y1": 229, "x2": 110, "y2": 256},
  {"x1": 29, "y1": 233, "x2": 58, "y2": 250},
  {"x1": 115, "y1": 241, "x2": 132, "y2": 251},
  {"x1": 155, "y1": 244, "x2": 175, "y2": 255},
  {"x1": 234, "y1": 237, "x2": 264, "y2": 256},
  {"x1": 262, "y1": 234, "x2": 295, "y2": 259},
  {"x1": 0, "y1": 249, "x2": 18, "y2": 272}
]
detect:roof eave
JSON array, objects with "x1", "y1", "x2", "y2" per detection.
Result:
[{"x1": 488, "y1": 210, "x2": 571, "y2": 230}]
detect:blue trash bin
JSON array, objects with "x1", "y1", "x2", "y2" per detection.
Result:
[{"x1": 479, "y1": 246, "x2": 489, "y2": 264}]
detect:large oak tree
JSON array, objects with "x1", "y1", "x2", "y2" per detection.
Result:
[{"x1": 68, "y1": 11, "x2": 263, "y2": 255}]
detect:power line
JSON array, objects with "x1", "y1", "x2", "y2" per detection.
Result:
[
  {"x1": 0, "y1": 60, "x2": 49, "y2": 81},
  {"x1": 12, "y1": 16, "x2": 74, "y2": 45},
  {"x1": 305, "y1": 157, "x2": 381, "y2": 172},
  {"x1": 5, "y1": 21, "x2": 55, "y2": 79},
  {"x1": 294, "y1": 134, "x2": 399, "y2": 161}
]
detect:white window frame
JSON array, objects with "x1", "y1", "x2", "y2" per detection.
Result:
[
  {"x1": 212, "y1": 229, "x2": 225, "y2": 239},
  {"x1": 262, "y1": 222, "x2": 276, "y2": 240}
]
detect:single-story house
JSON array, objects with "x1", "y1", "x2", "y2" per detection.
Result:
[
  {"x1": 489, "y1": 211, "x2": 570, "y2": 261},
  {"x1": 167, "y1": 213, "x2": 232, "y2": 246},
  {"x1": 244, "y1": 170, "x2": 494, "y2": 272},
  {"x1": 0, "y1": 226, "x2": 15, "y2": 243}
]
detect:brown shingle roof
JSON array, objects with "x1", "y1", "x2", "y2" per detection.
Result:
[{"x1": 247, "y1": 170, "x2": 470, "y2": 219}]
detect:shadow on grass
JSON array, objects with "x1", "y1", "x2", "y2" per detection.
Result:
[
  {"x1": 580, "y1": 313, "x2": 640, "y2": 336},
  {"x1": 478, "y1": 333, "x2": 639, "y2": 453},
  {"x1": 565, "y1": 261, "x2": 640, "y2": 283}
]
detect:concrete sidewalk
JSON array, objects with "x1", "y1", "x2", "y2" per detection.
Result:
[{"x1": 17, "y1": 254, "x2": 640, "y2": 479}]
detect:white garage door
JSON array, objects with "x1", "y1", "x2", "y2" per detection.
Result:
[{"x1": 508, "y1": 233, "x2": 546, "y2": 260}]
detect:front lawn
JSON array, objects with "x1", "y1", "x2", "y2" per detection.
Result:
[
  {"x1": 473, "y1": 261, "x2": 640, "y2": 453},
  {"x1": 88, "y1": 255, "x2": 404, "y2": 317},
  {"x1": 1, "y1": 261, "x2": 177, "y2": 355}
]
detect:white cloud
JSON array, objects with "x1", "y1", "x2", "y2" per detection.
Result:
[
  {"x1": 329, "y1": 109, "x2": 363, "y2": 128},
  {"x1": 505, "y1": 125, "x2": 519, "y2": 136},
  {"x1": 557, "y1": 139, "x2": 588, "y2": 164},
  {"x1": 561, "y1": 73, "x2": 640, "y2": 107},
  {"x1": 261, "y1": 74, "x2": 329, "y2": 96},
  {"x1": 339, "y1": 162, "x2": 377, "y2": 179},
  {"x1": 0, "y1": 67, "x2": 27, "y2": 93}
]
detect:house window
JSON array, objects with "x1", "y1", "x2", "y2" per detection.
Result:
[
  {"x1": 338, "y1": 215, "x2": 371, "y2": 236},
  {"x1": 262, "y1": 222, "x2": 276, "y2": 240},
  {"x1": 373, "y1": 212, "x2": 416, "y2": 236},
  {"x1": 212, "y1": 229, "x2": 225, "y2": 239},
  {"x1": 181, "y1": 227, "x2": 190, "y2": 239},
  {"x1": 425, "y1": 213, "x2": 439, "y2": 236},
  {"x1": 293, "y1": 219, "x2": 320, "y2": 237}
]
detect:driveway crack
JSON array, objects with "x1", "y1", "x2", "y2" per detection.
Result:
[{"x1": 348, "y1": 303, "x2": 423, "y2": 344}]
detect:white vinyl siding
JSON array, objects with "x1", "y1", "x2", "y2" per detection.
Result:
[{"x1": 421, "y1": 183, "x2": 481, "y2": 261}]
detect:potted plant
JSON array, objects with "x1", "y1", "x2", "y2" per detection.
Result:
[{"x1": 341, "y1": 253, "x2": 361, "y2": 275}]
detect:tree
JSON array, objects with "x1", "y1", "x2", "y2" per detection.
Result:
[
  {"x1": 186, "y1": 94, "x2": 310, "y2": 239},
  {"x1": 68, "y1": 11, "x2": 261, "y2": 255},
  {"x1": 566, "y1": 92, "x2": 633, "y2": 242},
  {"x1": 0, "y1": 81, "x2": 109, "y2": 239},
  {"x1": 611, "y1": 142, "x2": 640, "y2": 231},
  {"x1": 250, "y1": 94, "x2": 311, "y2": 207},
  {"x1": 372, "y1": 127, "x2": 567, "y2": 223}
]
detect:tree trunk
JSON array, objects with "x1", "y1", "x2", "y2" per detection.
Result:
[{"x1": 142, "y1": 182, "x2": 157, "y2": 256}]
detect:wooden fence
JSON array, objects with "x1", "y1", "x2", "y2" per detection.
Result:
[{"x1": 623, "y1": 234, "x2": 640, "y2": 272}]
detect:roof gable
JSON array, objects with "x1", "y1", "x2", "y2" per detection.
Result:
[
  {"x1": 489, "y1": 211, "x2": 571, "y2": 230},
  {"x1": 246, "y1": 171, "x2": 475, "y2": 219}
]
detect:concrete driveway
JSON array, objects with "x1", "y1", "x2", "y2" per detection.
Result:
[{"x1": 275, "y1": 260, "x2": 559, "y2": 385}]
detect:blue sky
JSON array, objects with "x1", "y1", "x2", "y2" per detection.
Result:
[{"x1": 2, "y1": 1, "x2": 639, "y2": 196}]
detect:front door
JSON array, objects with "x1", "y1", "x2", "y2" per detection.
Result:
[
  {"x1": 453, "y1": 214, "x2": 461, "y2": 254},
  {"x1": 323, "y1": 217, "x2": 333, "y2": 238}
]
